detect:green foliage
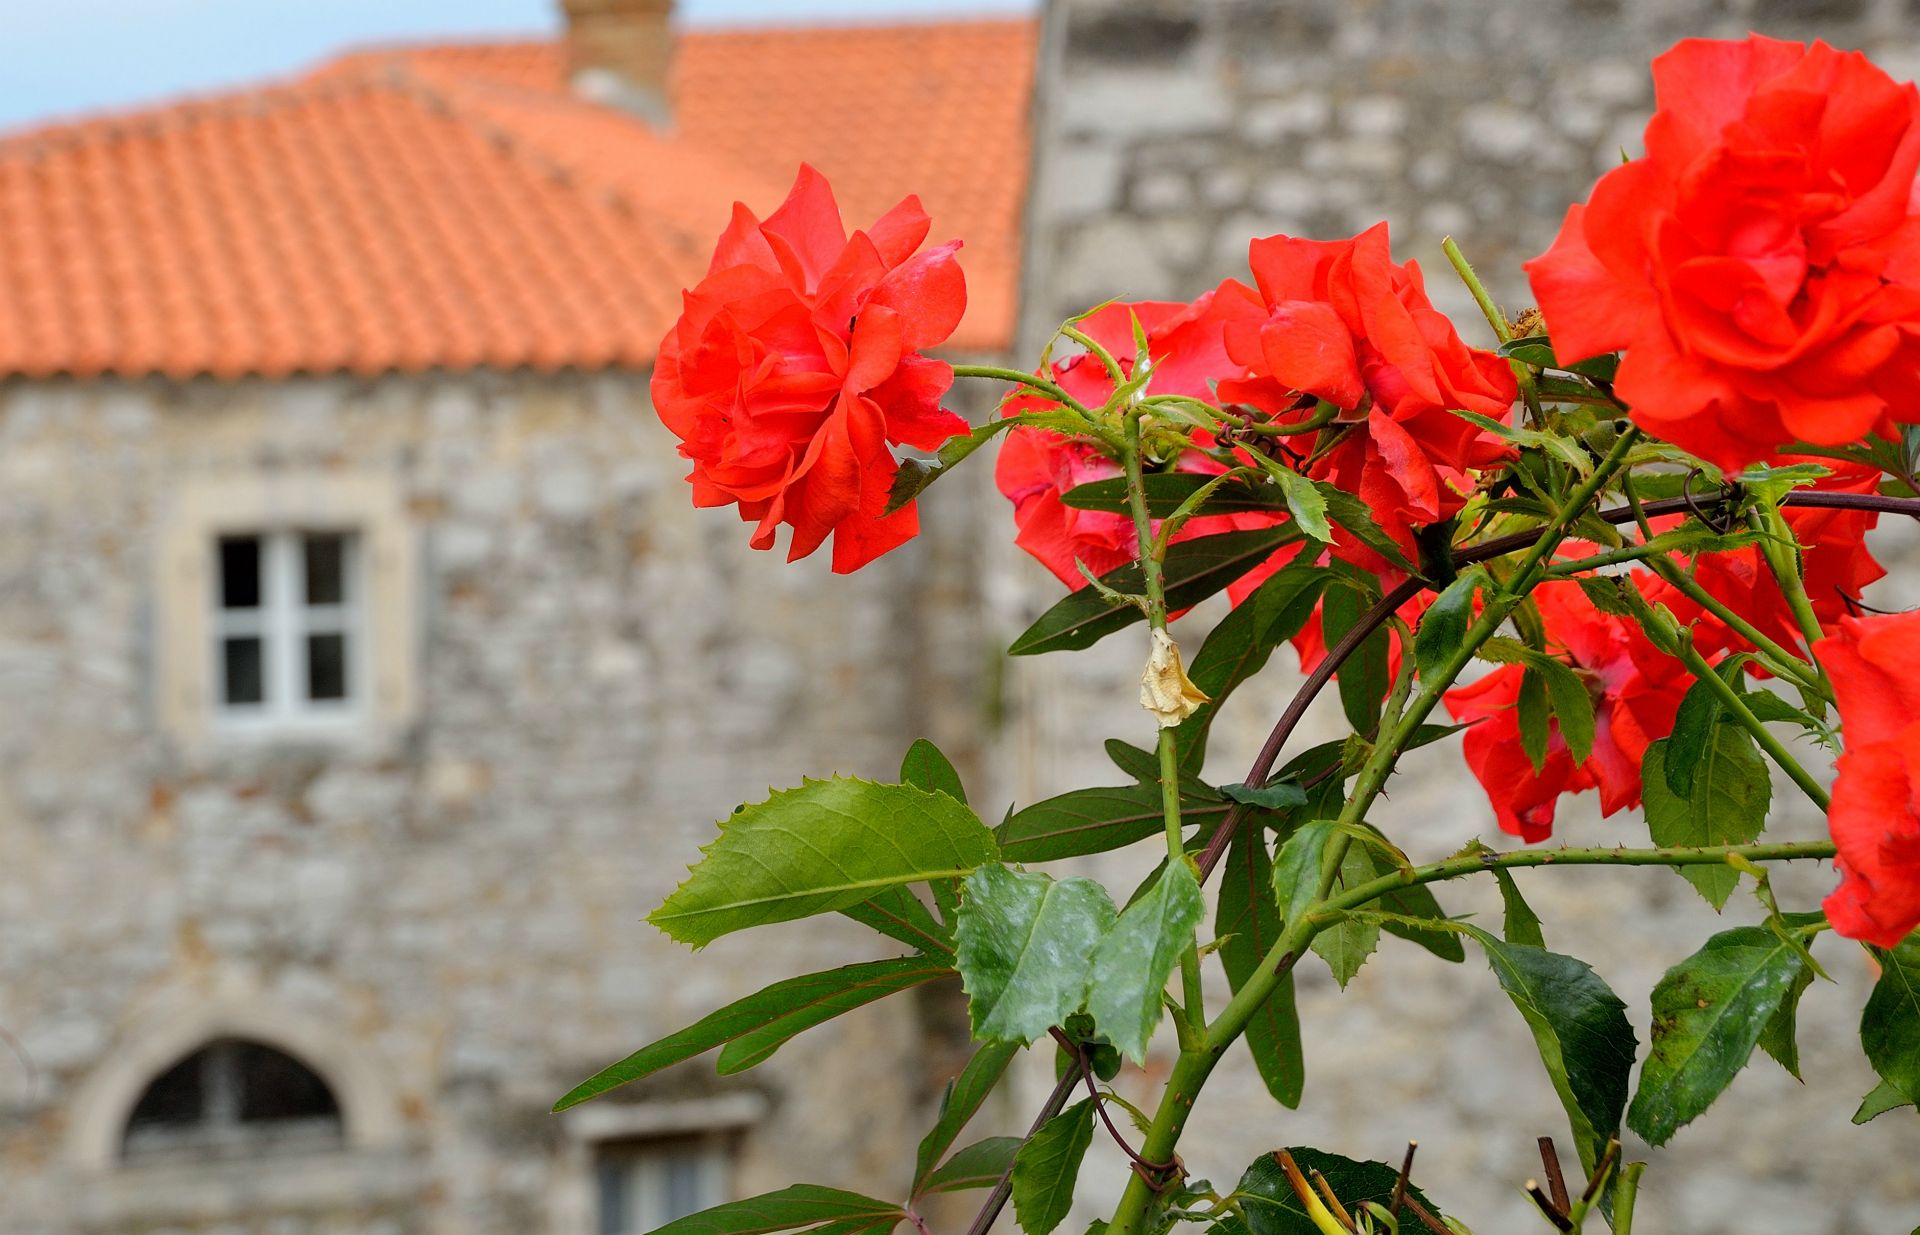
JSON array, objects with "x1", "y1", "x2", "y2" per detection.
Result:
[
  {"x1": 914, "y1": 1041, "x2": 1022, "y2": 1191},
  {"x1": 1627, "y1": 925, "x2": 1815, "y2": 1145},
  {"x1": 1862, "y1": 935, "x2": 1920, "y2": 1106},
  {"x1": 1414, "y1": 570, "x2": 1479, "y2": 686},
  {"x1": 555, "y1": 957, "x2": 950, "y2": 1110},
  {"x1": 1641, "y1": 734, "x2": 1771, "y2": 910},
  {"x1": 1493, "y1": 866, "x2": 1546, "y2": 947},
  {"x1": 1460, "y1": 925, "x2": 1636, "y2": 1173},
  {"x1": 916, "y1": 1137, "x2": 1024, "y2": 1196},
  {"x1": 956, "y1": 864, "x2": 1116, "y2": 1045},
  {"x1": 842, "y1": 885, "x2": 953, "y2": 955},
  {"x1": 650, "y1": 777, "x2": 999, "y2": 947},
  {"x1": 1220, "y1": 781, "x2": 1308, "y2": 810},
  {"x1": 1317, "y1": 483, "x2": 1419, "y2": 575},
  {"x1": 1854, "y1": 1078, "x2": 1915, "y2": 1124},
  {"x1": 1476, "y1": 636, "x2": 1594, "y2": 764},
  {"x1": 1088, "y1": 862, "x2": 1206, "y2": 1063},
  {"x1": 1218, "y1": 826, "x2": 1304, "y2": 1107},
  {"x1": 645, "y1": 1185, "x2": 905, "y2": 1235},
  {"x1": 1000, "y1": 784, "x2": 1232, "y2": 862},
  {"x1": 1235, "y1": 1148, "x2": 1445, "y2": 1235},
  {"x1": 1009, "y1": 526, "x2": 1302, "y2": 656},
  {"x1": 1012, "y1": 1100, "x2": 1096, "y2": 1235},
  {"x1": 1273, "y1": 466, "x2": 1331, "y2": 542},
  {"x1": 1321, "y1": 581, "x2": 1390, "y2": 735},
  {"x1": 1309, "y1": 845, "x2": 1380, "y2": 988},
  {"x1": 1272, "y1": 820, "x2": 1337, "y2": 927},
  {"x1": 1060, "y1": 472, "x2": 1287, "y2": 518},
  {"x1": 901, "y1": 738, "x2": 968, "y2": 803}
]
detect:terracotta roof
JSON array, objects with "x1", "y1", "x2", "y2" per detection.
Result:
[{"x1": 0, "y1": 18, "x2": 1036, "y2": 380}]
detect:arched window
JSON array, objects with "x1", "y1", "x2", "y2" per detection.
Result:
[{"x1": 121, "y1": 1037, "x2": 344, "y2": 1159}]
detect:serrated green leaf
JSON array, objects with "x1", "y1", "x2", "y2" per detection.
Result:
[
  {"x1": 715, "y1": 956, "x2": 951, "y2": 1074},
  {"x1": 649, "y1": 778, "x2": 998, "y2": 947},
  {"x1": 842, "y1": 885, "x2": 953, "y2": 955},
  {"x1": 1088, "y1": 861, "x2": 1206, "y2": 1063},
  {"x1": 1497, "y1": 334, "x2": 1619, "y2": 381},
  {"x1": 1218, "y1": 826, "x2": 1304, "y2": 1107},
  {"x1": 914, "y1": 1041, "x2": 1021, "y2": 1190},
  {"x1": 1494, "y1": 868, "x2": 1546, "y2": 948},
  {"x1": 1236, "y1": 1148, "x2": 1445, "y2": 1235},
  {"x1": 1576, "y1": 575, "x2": 1636, "y2": 617},
  {"x1": 917, "y1": 1137, "x2": 1024, "y2": 1196},
  {"x1": 555, "y1": 957, "x2": 948, "y2": 1110},
  {"x1": 1010, "y1": 526, "x2": 1302, "y2": 656},
  {"x1": 1321, "y1": 581, "x2": 1390, "y2": 735},
  {"x1": 1272, "y1": 819, "x2": 1337, "y2": 927},
  {"x1": 886, "y1": 416, "x2": 1031, "y2": 514},
  {"x1": 1414, "y1": 571, "x2": 1479, "y2": 686},
  {"x1": 1627, "y1": 925, "x2": 1813, "y2": 1146},
  {"x1": 1273, "y1": 467, "x2": 1331, "y2": 542},
  {"x1": 1531, "y1": 655, "x2": 1596, "y2": 765},
  {"x1": 956, "y1": 865, "x2": 1116, "y2": 1044},
  {"x1": 1862, "y1": 935, "x2": 1920, "y2": 1104},
  {"x1": 902, "y1": 738, "x2": 968, "y2": 804},
  {"x1": 647, "y1": 1185, "x2": 904, "y2": 1235},
  {"x1": 1517, "y1": 665, "x2": 1550, "y2": 772},
  {"x1": 1221, "y1": 781, "x2": 1309, "y2": 810},
  {"x1": 999, "y1": 785, "x2": 1232, "y2": 862},
  {"x1": 1061, "y1": 472, "x2": 1289, "y2": 518},
  {"x1": 1011, "y1": 1100, "x2": 1096, "y2": 1235},
  {"x1": 1317, "y1": 483, "x2": 1419, "y2": 575},
  {"x1": 1642, "y1": 735, "x2": 1771, "y2": 911},
  {"x1": 1310, "y1": 844, "x2": 1382, "y2": 987},
  {"x1": 1756, "y1": 947, "x2": 1815, "y2": 1080},
  {"x1": 1459, "y1": 924, "x2": 1636, "y2": 1173},
  {"x1": 1663, "y1": 679, "x2": 1721, "y2": 798},
  {"x1": 1854, "y1": 1077, "x2": 1915, "y2": 1124}
]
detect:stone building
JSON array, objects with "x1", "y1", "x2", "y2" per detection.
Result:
[
  {"x1": 1005, "y1": 2, "x2": 1920, "y2": 1233},
  {"x1": 0, "y1": 6, "x2": 1034, "y2": 1233}
]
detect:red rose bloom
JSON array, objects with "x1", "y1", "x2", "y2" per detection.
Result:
[
  {"x1": 1814, "y1": 611, "x2": 1920, "y2": 947},
  {"x1": 1528, "y1": 36, "x2": 1920, "y2": 474},
  {"x1": 996, "y1": 293, "x2": 1276, "y2": 589},
  {"x1": 652, "y1": 165, "x2": 968, "y2": 573},
  {"x1": 1216, "y1": 223, "x2": 1516, "y2": 570},
  {"x1": 1443, "y1": 576, "x2": 1689, "y2": 841}
]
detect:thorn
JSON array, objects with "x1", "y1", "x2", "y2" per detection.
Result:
[
  {"x1": 1525, "y1": 1181, "x2": 1574, "y2": 1232},
  {"x1": 1390, "y1": 1141, "x2": 1417, "y2": 1213}
]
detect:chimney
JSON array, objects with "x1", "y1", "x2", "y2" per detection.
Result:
[{"x1": 560, "y1": 0, "x2": 675, "y2": 125}]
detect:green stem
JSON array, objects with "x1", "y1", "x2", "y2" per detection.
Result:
[
  {"x1": 1612, "y1": 1163, "x2": 1647, "y2": 1235},
  {"x1": 1751, "y1": 507, "x2": 1834, "y2": 700},
  {"x1": 1674, "y1": 631, "x2": 1833, "y2": 812},
  {"x1": 949, "y1": 363, "x2": 1099, "y2": 419},
  {"x1": 1640, "y1": 555, "x2": 1826, "y2": 696},
  {"x1": 1443, "y1": 236, "x2": 1545, "y2": 429}
]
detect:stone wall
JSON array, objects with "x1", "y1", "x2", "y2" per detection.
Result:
[
  {"x1": 998, "y1": 1, "x2": 1920, "y2": 1231},
  {"x1": 0, "y1": 370, "x2": 1003, "y2": 1235}
]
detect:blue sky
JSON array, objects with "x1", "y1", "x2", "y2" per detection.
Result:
[{"x1": 0, "y1": 0, "x2": 1036, "y2": 130}]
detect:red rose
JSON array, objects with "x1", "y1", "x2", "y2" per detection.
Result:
[
  {"x1": 1814, "y1": 611, "x2": 1920, "y2": 946},
  {"x1": 1443, "y1": 576, "x2": 1688, "y2": 841},
  {"x1": 652, "y1": 165, "x2": 968, "y2": 573},
  {"x1": 1528, "y1": 36, "x2": 1920, "y2": 474},
  {"x1": 1216, "y1": 222, "x2": 1516, "y2": 571},
  {"x1": 995, "y1": 293, "x2": 1278, "y2": 589}
]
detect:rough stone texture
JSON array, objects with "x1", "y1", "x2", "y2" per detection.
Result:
[
  {"x1": 0, "y1": 371, "x2": 1008, "y2": 1234},
  {"x1": 1005, "y1": 1, "x2": 1920, "y2": 1230}
]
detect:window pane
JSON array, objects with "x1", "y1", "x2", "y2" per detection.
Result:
[
  {"x1": 233, "y1": 1041, "x2": 341, "y2": 1123},
  {"x1": 223, "y1": 637, "x2": 265, "y2": 705},
  {"x1": 125, "y1": 1053, "x2": 206, "y2": 1132},
  {"x1": 596, "y1": 1161, "x2": 632, "y2": 1235},
  {"x1": 664, "y1": 1150, "x2": 707, "y2": 1222},
  {"x1": 306, "y1": 633, "x2": 348, "y2": 702},
  {"x1": 218, "y1": 536, "x2": 261, "y2": 609},
  {"x1": 303, "y1": 533, "x2": 348, "y2": 605}
]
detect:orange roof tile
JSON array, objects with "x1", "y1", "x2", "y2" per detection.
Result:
[{"x1": 0, "y1": 18, "x2": 1036, "y2": 380}]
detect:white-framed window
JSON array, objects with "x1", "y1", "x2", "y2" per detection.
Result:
[
  {"x1": 594, "y1": 1134, "x2": 732, "y2": 1235},
  {"x1": 121, "y1": 1037, "x2": 344, "y2": 1161},
  {"x1": 212, "y1": 530, "x2": 363, "y2": 728}
]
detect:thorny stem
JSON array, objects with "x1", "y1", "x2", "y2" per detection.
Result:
[
  {"x1": 1123, "y1": 414, "x2": 1208, "y2": 1033},
  {"x1": 949, "y1": 363, "x2": 1101, "y2": 421},
  {"x1": 1612, "y1": 1163, "x2": 1648, "y2": 1235},
  {"x1": 1751, "y1": 506, "x2": 1837, "y2": 701}
]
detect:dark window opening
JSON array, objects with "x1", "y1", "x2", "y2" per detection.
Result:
[{"x1": 121, "y1": 1038, "x2": 343, "y2": 1160}]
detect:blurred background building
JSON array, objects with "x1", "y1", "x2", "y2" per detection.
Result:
[{"x1": 0, "y1": 1, "x2": 1914, "y2": 1234}]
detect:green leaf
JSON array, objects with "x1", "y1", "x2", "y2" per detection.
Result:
[
  {"x1": 1235, "y1": 1148, "x2": 1445, "y2": 1235},
  {"x1": 554, "y1": 958, "x2": 948, "y2": 1110},
  {"x1": 1272, "y1": 819, "x2": 1337, "y2": 927},
  {"x1": 887, "y1": 416, "x2": 1041, "y2": 515},
  {"x1": 1088, "y1": 862, "x2": 1206, "y2": 1063},
  {"x1": 902, "y1": 738, "x2": 968, "y2": 804},
  {"x1": 715, "y1": 956, "x2": 952, "y2": 1075},
  {"x1": 1576, "y1": 575, "x2": 1637, "y2": 617},
  {"x1": 1756, "y1": 948, "x2": 1816, "y2": 1080},
  {"x1": 1414, "y1": 571, "x2": 1479, "y2": 686},
  {"x1": 1517, "y1": 666, "x2": 1550, "y2": 772},
  {"x1": 917, "y1": 1137, "x2": 1024, "y2": 1195},
  {"x1": 999, "y1": 785, "x2": 1232, "y2": 863},
  {"x1": 1273, "y1": 467, "x2": 1331, "y2": 542},
  {"x1": 1011, "y1": 1100, "x2": 1096, "y2": 1235},
  {"x1": 1862, "y1": 935, "x2": 1920, "y2": 1104},
  {"x1": 914, "y1": 1041, "x2": 1021, "y2": 1190},
  {"x1": 1103, "y1": 739, "x2": 1162, "y2": 785},
  {"x1": 1663, "y1": 679, "x2": 1722, "y2": 798},
  {"x1": 1010, "y1": 526, "x2": 1302, "y2": 656},
  {"x1": 1218, "y1": 826, "x2": 1304, "y2": 1107},
  {"x1": 1061, "y1": 472, "x2": 1286, "y2": 518},
  {"x1": 646, "y1": 1185, "x2": 904, "y2": 1235},
  {"x1": 650, "y1": 778, "x2": 999, "y2": 947},
  {"x1": 1496, "y1": 334, "x2": 1619, "y2": 382},
  {"x1": 1220, "y1": 781, "x2": 1309, "y2": 810},
  {"x1": 1317, "y1": 483, "x2": 1419, "y2": 576},
  {"x1": 1310, "y1": 843, "x2": 1381, "y2": 988},
  {"x1": 1460, "y1": 924, "x2": 1636, "y2": 1173},
  {"x1": 1321, "y1": 582, "x2": 1390, "y2": 735},
  {"x1": 842, "y1": 885, "x2": 953, "y2": 955},
  {"x1": 1627, "y1": 925, "x2": 1813, "y2": 1146},
  {"x1": 1530, "y1": 655, "x2": 1596, "y2": 765},
  {"x1": 956, "y1": 864, "x2": 1116, "y2": 1044},
  {"x1": 1641, "y1": 735, "x2": 1771, "y2": 910},
  {"x1": 1854, "y1": 1077, "x2": 1915, "y2": 1124},
  {"x1": 1494, "y1": 867, "x2": 1546, "y2": 948}
]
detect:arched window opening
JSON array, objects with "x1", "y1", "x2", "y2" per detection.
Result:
[{"x1": 121, "y1": 1037, "x2": 343, "y2": 1160}]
